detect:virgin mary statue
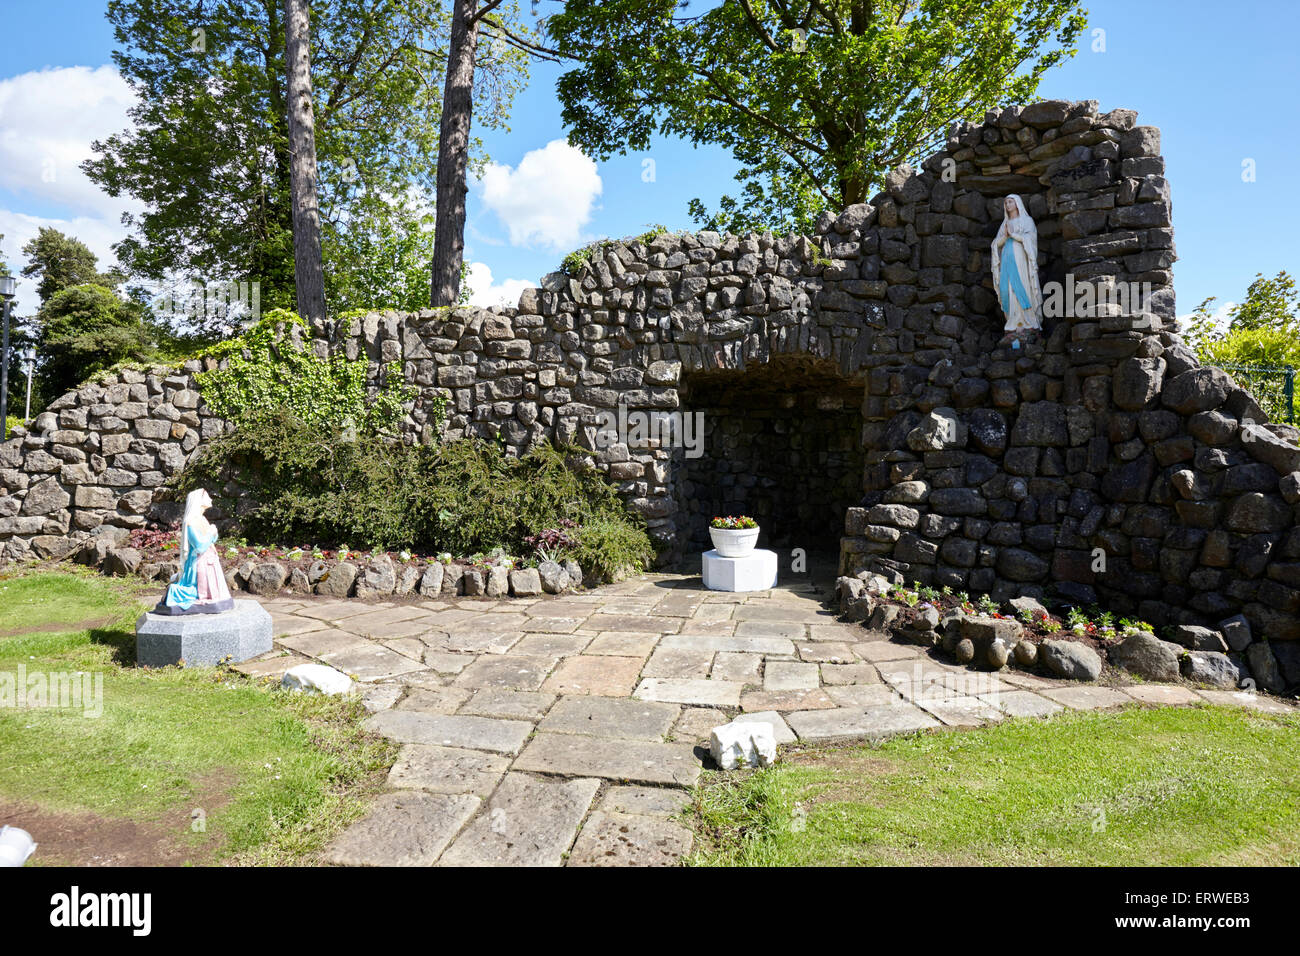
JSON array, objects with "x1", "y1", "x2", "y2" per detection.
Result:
[
  {"x1": 156, "y1": 489, "x2": 235, "y2": 615},
  {"x1": 990, "y1": 194, "x2": 1043, "y2": 344}
]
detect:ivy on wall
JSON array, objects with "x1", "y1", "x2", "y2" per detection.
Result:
[{"x1": 195, "y1": 308, "x2": 427, "y2": 435}]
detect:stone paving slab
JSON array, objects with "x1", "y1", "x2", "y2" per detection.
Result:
[
  {"x1": 430, "y1": 630, "x2": 523, "y2": 655},
  {"x1": 825, "y1": 684, "x2": 902, "y2": 709},
  {"x1": 917, "y1": 695, "x2": 1005, "y2": 727},
  {"x1": 512, "y1": 633, "x2": 593, "y2": 657},
  {"x1": 598, "y1": 785, "x2": 691, "y2": 819},
  {"x1": 321, "y1": 643, "x2": 427, "y2": 681},
  {"x1": 635, "y1": 677, "x2": 743, "y2": 708},
  {"x1": 278, "y1": 629, "x2": 369, "y2": 658},
  {"x1": 567, "y1": 811, "x2": 694, "y2": 867},
  {"x1": 740, "y1": 688, "x2": 837, "y2": 712},
  {"x1": 796, "y1": 642, "x2": 858, "y2": 664},
  {"x1": 513, "y1": 733, "x2": 703, "y2": 787},
  {"x1": 439, "y1": 773, "x2": 600, "y2": 867},
  {"x1": 853, "y1": 640, "x2": 924, "y2": 663},
  {"x1": 1040, "y1": 685, "x2": 1131, "y2": 711},
  {"x1": 819, "y1": 663, "x2": 881, "y2": 685},
  {"x1": 460, "y1": 688, "x2": 557, "y2": 721},
  {"x1": 387, "y1": 744, "x2": 510, "y2": 797},
  {"x1": 452, "y1": 654, "x2": 558, "y2": 691},
  {"x1": 711, "y1": 652, "x2": 762, "y2": 683},
  {"x1": 982, "y1": 689, "x2": 1065, "y2": 718},
  {"x1": 764, "y1": 661, "x2": 821, "y2": 691},
  {"x1": 325, "y1": 792, "x2": 480, "y2": 867},
  {"x1": 787, "y1": 704, "x2": 941, "y2": 742},
  {"x1": 269, "y1": 613, "x2": 328, "y2": 637},
  {"x1": 673, "y1": 707, "x2": 729, "y2": 742},
  {"x1": 542, "y1": 655, "x2": 644, "y2": 696},
  {"x1": 539, "y1": 695, "x2": 679, "y2": 740},
  {"x1": 585, "y1": 631, "x2": 661, "y2": 657},
  {"x1": 232, "y1": 651, "x2": 311, "y2": 679},
  {"x1": 643, "y1": 646, "x2": 714, "y2": 679},
  {"x1": 421, "y1": 649, "x2": 475, "y2": 673},
  {"x1": 397, "y1": 686, "x2": 474, "y2": 714},
  {"x1": 1196, "y1": 689, "x2": 1296, "y2": 713},
  {"x1": 365, "y1": 709, "x2": 533, "y2": 755},
  {"x1": 659, "y1": 633, "x2": 796, "y2": 656},
  {"x1": 1123, "y1": 684, "x2": 1202, "y2": 706}
]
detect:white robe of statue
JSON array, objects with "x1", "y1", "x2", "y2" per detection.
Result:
[{"x1": 990, "y1": 193, "x2": 1043, "y2": 336}]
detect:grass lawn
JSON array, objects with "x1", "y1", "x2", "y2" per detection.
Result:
[
  {"x1": 689, "y1": 705, "x2": 1300, "y2": 866},
  {"x1": 0, "y1": 569, "x2": 395, "y2": 865}
]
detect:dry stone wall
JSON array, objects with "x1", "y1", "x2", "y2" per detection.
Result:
[{"x1": 2, "y1": 99, "x2": 1299, "y2": 680}]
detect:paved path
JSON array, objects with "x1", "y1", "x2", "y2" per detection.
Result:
[{"x1": 235, "y1": 571, "x2": 1296, "y2": 866}]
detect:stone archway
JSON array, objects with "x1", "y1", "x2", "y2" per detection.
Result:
[{"x1": 671, "y1": 355, "x2": 867, "y2": 571}]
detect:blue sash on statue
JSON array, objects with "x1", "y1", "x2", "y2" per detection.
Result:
[
  {"x1": 999, "y1": 237, "x2": 1032, "y2": 310},
  {"x1": 165, "y1": 524, "x2": 212, "y2": 610}
]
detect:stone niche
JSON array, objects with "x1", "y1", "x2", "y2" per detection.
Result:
[{"x1": 674, "y1": 357, "x2": 865, "y2": 557}]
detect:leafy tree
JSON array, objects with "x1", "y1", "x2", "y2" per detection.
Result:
[
  {"x1": 85, "y1": 0, "x2": 526, "y2": 330},
  {"x1": 1227, "y1": 270, "x2": 1299, "y2": 333},
  {"x1": 21, "y1": 228, "x2": 118, "y2": 306},
  {"x1": 548, "y1": 0, "x2": 1087, "y2": 232},
  {"x1": 37, "y1": 285, "x2": 154, "y2": 397}
]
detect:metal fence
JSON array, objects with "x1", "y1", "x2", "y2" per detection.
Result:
[{"x1": 1220, "y1": 364, "x2": 1296, "y2": 424}]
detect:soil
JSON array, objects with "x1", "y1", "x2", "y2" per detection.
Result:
[{"x1": 0, "y1": 771, "x2": 233, "y2": 867}]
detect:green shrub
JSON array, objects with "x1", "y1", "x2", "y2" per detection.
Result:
[
  {"x1": 195, "y1": 309, "x2": 417, "y2": 435},
  {"x1": 566, "y1": 516, "x2": 657, "y2": 583},
  {"x1": 175, "y1": 412, "x2": 654, "y2": 570},
  {"x1": 3, "y1": 416, "x2": 24, "y2": 439}
]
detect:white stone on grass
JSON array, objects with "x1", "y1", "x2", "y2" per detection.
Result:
[
  {"x1": 702, "y1": 549, "x2": 778, "y2": 592},
  {"x1": 281, "y1": 662, "x2": 355, "y2": 696},
  {"x1": 709, "y1": 718, "x2": 778, "y2": 770}
]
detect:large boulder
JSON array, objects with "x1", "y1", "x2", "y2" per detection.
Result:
[
  {"x1": 538, "y1": 560, "x2": 571, "y2": 594},
  {"x1": 1246, "y1": 643, "x2": 1285, "y2": 693},
  {"x1": 1161, "y1": 367, "x2": 1233, "y2": 414},
  {"x1": 1240, "y1": 422, "x2": 1300, "y2": 474},
  {"x1": 508, "y1": 567, "x2": 543, "y2": 597},
  {"x1": 1109, "y1": 631, "x2": 1183, "y2": 682},
  {"x1": 1112, "y1": 357, "x2": 1165, "y2": 411},
  {"x1": 1180, "y1": 651, "x2": 1241, "y2": 688},
  {"x1": 103, "y1": 547, "x2": 142, "y2": 577},
  {"x1": 1040, "y1": 639, "x2": 1103, "y2": 681},
  {"x1": 906, "y1": 407, "x2": 967, "y2": 452},
  {"x1": 355, "y1": 554, "x2": 397, "y2": 598},
  {"x1": 418, "y1": 562, "x2": 444, "y2": 595},
  {"x1": 315, "y1": 561, "x2": 358, "y2": 597},
  {"x1": 1166, "y1": 624, "x2": 1227, "y2": 652},
  {"x1": 246, "y1": 562, "x2": 288, "y2": 596}
]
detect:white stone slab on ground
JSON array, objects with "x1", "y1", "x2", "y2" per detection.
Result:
[{"x1": 702, "y1": 549, "x2": 778, "y2": 592}]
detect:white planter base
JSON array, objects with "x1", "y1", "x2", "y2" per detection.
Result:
[{"x1": 702, "y1": 549, "x2": 778, "y2": 592}]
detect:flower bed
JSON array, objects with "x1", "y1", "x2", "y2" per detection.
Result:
[
  {"x1": 836, "y1": 571, "x2": 1255, "y2": 691},
  {"x1": 64, "y1": 526, "x2": 599, "y2": 600}
]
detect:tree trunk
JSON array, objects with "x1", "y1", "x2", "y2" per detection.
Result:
[
  {"x1": 430, "y1": 0, "x2": 480, "y2": 307},
  {"x1": 283, "y1": 0, "x2": 327, "y2": 324}
]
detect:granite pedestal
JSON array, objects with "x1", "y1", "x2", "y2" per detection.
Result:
[
  {"x1": 702, "y1": 548, "x2": 778, "y2": 592},
  {"x1": 135, "y1": 599, "x2": 273, "y2": 667}
]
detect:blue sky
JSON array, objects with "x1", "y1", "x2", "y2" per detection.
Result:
[{"x1": 1, "y1": 0, "x2": 1297, "y2": 318}]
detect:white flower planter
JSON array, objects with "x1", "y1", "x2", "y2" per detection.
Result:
[{"x1": 709, "y1": 526, "x2": 760, "y2": 557}]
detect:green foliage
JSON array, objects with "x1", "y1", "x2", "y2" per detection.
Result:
[
  {"x1": 194, "y1": 309, "x2": 414, "y2": 435},
  {"x1": 3, "y1": 416, "x2": 24, "y2": 439},
  {"x1": 37, "y1": 284, "x2": 155, "y2": 398},
  {"x1": 21, "y1": 226, "x2": 119, "y2": 306},
  {"x1": 177, "y1": 415, "x2": 654, "y2": 568},
  {"x1": 549, "y1": 0, "x2": 1087, "y2": 233},
  {"x1": 566, "y1": 516, "x2": 657, "y2": 582},
  {"x1": 1180, "y1": 271, "x2": 1298, "y2": 422},
  {"x1": 87, "y1": 0, "x2": 528, "y2": 331}
]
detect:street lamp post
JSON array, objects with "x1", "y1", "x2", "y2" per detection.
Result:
[
  {"x1": 0, "y1": 273, "x2": 16, "y2": 434},
  {"x1": 23, "y1": 348, "x2": 36, "y2": 421}
]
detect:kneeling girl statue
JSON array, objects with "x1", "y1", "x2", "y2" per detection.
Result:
[
  {"x1": 157, "y1": 489, "x2": 235, "y2": 615},
  {"x1": 991, "y1": 193, "x2": 1043, "y2": 347}
]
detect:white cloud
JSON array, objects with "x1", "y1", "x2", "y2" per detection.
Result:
[
  {"x1": 465, "y1": 261, "x2": 534, "y2": 309},
  {"x1": 0, "y1": 66, "x2": 142, "y2": 299},
  {"x1": 0, "y1": 65, "x2": 140, "y2": 221},
  {"x1": 478, "y1": 140, "x2": 601, "y2": 250}
]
